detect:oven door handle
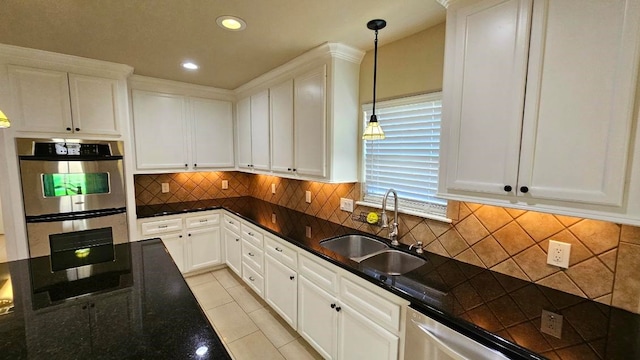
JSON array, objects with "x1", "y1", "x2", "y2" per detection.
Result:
[{"x1": 26, "y1": 207, "x2": 126, "y2": 223}]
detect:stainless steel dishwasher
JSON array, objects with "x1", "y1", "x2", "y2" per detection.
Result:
[{"x1": 405, "y1": 307, "x2": 511, "y2": 360}]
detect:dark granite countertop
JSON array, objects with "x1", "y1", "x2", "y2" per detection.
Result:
[
  {"x1": 137, "y1": 197, "x2": 640, "y2": 360},
  {"x1": 0, "y1": 239, "x2": 231, "y2": 359}
]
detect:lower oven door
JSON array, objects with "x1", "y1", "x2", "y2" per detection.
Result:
[{"x1": 26, "y1": 210, "x2": 128, "y2": 260}]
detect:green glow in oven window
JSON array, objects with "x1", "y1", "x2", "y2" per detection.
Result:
[{"x1": 41, "y1": 173, "x2": 110, "y2": 197}]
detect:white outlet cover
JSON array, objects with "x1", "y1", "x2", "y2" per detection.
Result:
[
  {"x1": 221, "y1": 180, "x2": 229, "y2": 190},
  {"x1": 271, "y1": 183, "x2": 276, "y2": 194},
  {"x1": 305, "y1": 190, "x2": 311, "y2": 203},
  {"x1": 305, "y1": 225, "x2": 312, "y2": 238},
  {"x1": 340, "y1": 198, "x2": 354, "y2": 212},
  {"x1": 541, "y1": 310, "x2": 563, "y2": 338},
  {"x1": 161, "y1": 183, "x2": 170, "y2": 193},
  {"x1": 547, "y1": 240, "x2": 571, "y2": 269}
]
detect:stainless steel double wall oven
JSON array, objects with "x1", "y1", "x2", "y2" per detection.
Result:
[{"x1": 17, "y1": 138, "x2": 127, "y2": 270}]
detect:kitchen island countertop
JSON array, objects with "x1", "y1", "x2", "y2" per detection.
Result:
[{"x1": 138, "y1": 196, "x2": 640, "y2": 360}]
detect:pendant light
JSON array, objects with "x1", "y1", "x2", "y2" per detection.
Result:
[
  {"x1": 362, "y1": 19, "x2": 386, "y2": 140},
  {"x1": 0, "y1": 109, "x2": 10, "y2": 128}
]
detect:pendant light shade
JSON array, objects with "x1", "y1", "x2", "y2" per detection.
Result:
[
  {"x1": 0, "y1": 109, "x2": 10, "y2": 129},
  {"x1": 362, "y1": 19, "x2": 386, "y2": 140}
]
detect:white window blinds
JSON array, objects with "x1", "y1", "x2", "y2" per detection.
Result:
[{"x1": 363, "y1": 92, "x2": 447, "y2": 218}]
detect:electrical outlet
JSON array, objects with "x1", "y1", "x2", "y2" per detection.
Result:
[
  {"x1": 271, "y1": 213, "x2": 277, "y2": 223},
  {"x1": 161, "y1": 183, "x2": 170, "y2": 193},
  {"x1": 305, "y1": 190, "x2": 312, "y2": 203},
  {"x1": 271, "y1": 183, "x2": 276, "y2": 194},
  {"x1": 305, "y1": 225, "x2": 312, "y2": 238},
  {"x1": 547, "y1": 240, "x2": 571, "y2": 268},
  {"x1": 541, "y1": 310, "x2": 563, "y2": 338},
  {"x1": 221, "y1": 180, "x2": 229, "y2": 190},
  {"x1": 340, "y1": 198, "x2": 354, "y2": 212}
]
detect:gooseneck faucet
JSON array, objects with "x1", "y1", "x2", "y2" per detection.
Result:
[{"x1": 381, "y1": 188, "x2": 399, "y2": 246}]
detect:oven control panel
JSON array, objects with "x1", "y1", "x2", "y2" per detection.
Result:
[{"x1": 34, "y1": 142, "x2": 112, "y2": 157}]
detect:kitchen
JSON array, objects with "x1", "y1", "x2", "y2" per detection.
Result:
[{"x1": 1, "y1": 0, "x2": 640, "y2": 359}]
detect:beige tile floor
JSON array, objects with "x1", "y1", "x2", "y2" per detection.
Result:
[{"x1": 185, "y1": 267, "x2": 323, "y2": 360}]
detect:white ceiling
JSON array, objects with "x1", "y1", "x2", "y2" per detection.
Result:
[{"x1": 0, "y1": 0, "x2": 445, "y2": 90}]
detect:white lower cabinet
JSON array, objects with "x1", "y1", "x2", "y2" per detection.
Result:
[
  {"x1": 265, "y1": 253, "x2": 298, "y2": 330},
  {"x1": 298, "y1": 275, "x2": 339, "y2": 359},
  {"x1": 223, "y1": 214, "x2": 242, "y2": 276},
  {"x1": 137, "y1": 211, "x2": 222, "y2": 274},
  {"x1": 338, "y1": 303, "x2": 399, "y2": 360}
]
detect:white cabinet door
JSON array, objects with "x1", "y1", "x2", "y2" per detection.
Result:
[
  {"x1": 294, "y1": 65, "x2": 327, "y2": 177},
  {"x1": 443, "y1": 0, "x2": 532, "y2": 195},
  {"x1": 191, "y1": 97, "x2": 234, "y2": 169},
  {"x1": 251, "y1": 90, "x2": 271, "y2": 170},
  {"x1": 8, "y1": 65, "x2": 73, "y2": 133},
  {"x1": 517, "y1": 0, "x2": 640, "y2": 205},
  {"x1": 338, "y1": 304, "x2": 399, "y2": 360},
  {"x1": 161, "y1": 233, "x2": 185, "y2": 273},
  {"x1": 270, "y1": 79, "x2": 294, "y2": 173},
  {"x1": 298, "y1": 275, "x2": 338, "y2": 360},
  {"x1": 186, "y1": 226, "x2": 221, "y2": 272},
  {"x1": 264, "y1": 253, "x2": 297, "y2": 329},
  {"x1": 132, "y1": 90, "x2": 188, "y2": 170},
  {"x1": 236, "y1": 96, "x2": 252, "y2": 169},
  {"x1": 223, "y1": 227, "x2": 242, "y2": 276},
  {"x1": 68, "y1": 74, "x2": 119, "y2": 135}
]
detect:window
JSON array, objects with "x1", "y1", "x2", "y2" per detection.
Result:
[{"x1": 362, "y1": 92, "x2": 447, "y2": 220}]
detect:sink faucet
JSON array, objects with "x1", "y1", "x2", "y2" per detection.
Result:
[{"x1": 381, "y1": 189, "x2": 399, "y2": 246}]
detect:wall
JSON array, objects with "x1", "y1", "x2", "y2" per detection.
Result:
[
  {"x1": 134, "y1": 171, "x2": 640, "y2": 314},
  {"x1": 359, "y1": 22, "x2": 445, "y2": 104}
]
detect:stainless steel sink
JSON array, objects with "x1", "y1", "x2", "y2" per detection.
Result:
[
  {"x1": 359, "y1": 250, "x2": 426, "y2": 275},
  {"x1": 319, "y1": 235, "x2": 389, "y2": 261}
]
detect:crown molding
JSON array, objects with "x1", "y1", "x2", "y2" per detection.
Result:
[
  {"x1": 129, "y1": 75, "x2": 235, "y2": 100},
  {"x1": 0, "y1": 43, "x2": 133, "y2": 78},
  {"x1": 234, "y1": 42, "x2": 365, "y2": 95}
]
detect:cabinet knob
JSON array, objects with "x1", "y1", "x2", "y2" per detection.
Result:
[
  {"x1": 275, "y1": 247, "x2": 283, "y2": 252},
  {"x1": 185, "y1": 164, "x2": 188, "y2": 168},
  {"x1": 520, "y1": 186, "x2": 529, "y2": 193},
  {"x1": 66, "y1": 127, "x2": 72, "y2": 131},
  {"x1": 287, "y1": 168, "x2": 292, "y2": 171},
  {"x1": 90, "y1": 303, "x2": 95, "y2": 308},
  {"x1": 82, "y1": 305, "x2": 87, "y2": 310},
  {"x1": 289, "y1": 275, "x2": 295, "y2": 280},
  {"x1": 292, "y1": 168, "x2": 297, "y2": 172},
  {"x1": 75, "y1": 127, "x2": 80, "y2": 132},
  {"x1": 248, "y1": 252, "x2": 254, "y2": 257},
  {"x1": 188, "y1": 233, "x2": 191, "y2": 237},
  {"x1": 248, "y1": 232, "x2": 254, "y2": 236},
  {"x1": 194, "y1": 164, "x2": 197, "y2": 168},
  {"x1": 249, "y1": 276, "x2": 255, "y2": 282},
  {"x1": 229, "y1": 221, "x2": 234, "y2": 224},
  {"x1": 335, "y1": 306, "x2": 341, "y2": 312},
  {"x1": 330, "y1": 303, "x2": 336, "y2": 309},
  {"x1": 235, "y1": 238, "x2": 240, "y2": 242},
  {"x1": 504, "y1": 185, "x2": 512, "y2": 192},
  {"x1": 179, "y1": 235, "x2": 183, "y2": 238}
]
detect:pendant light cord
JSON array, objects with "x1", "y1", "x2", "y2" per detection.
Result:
[{"x1": 372, "y1": 29, "x2": 379, "y2": 118}]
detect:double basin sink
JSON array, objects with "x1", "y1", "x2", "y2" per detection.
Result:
[{"x1": 319, "y1": 235, "x2": 426, "y2": 275}]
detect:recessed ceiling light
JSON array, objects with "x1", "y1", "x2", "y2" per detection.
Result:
[
  {"x1": 216, "y1": 15, "x2": 246, "y2": 31},
  {"x1": 182, "y1": 62, "x2": 199, "y2": 70}
]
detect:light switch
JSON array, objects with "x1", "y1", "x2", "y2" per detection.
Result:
[
  {"x1": 161, "y1": 183, "x2": 170, "y2": 193},
  {"x1": 271, "y1": 183, "x2": 276, "y2": 194},
  {"x1": 305, "y1": 190, "x2": 312, "y2": 203}
]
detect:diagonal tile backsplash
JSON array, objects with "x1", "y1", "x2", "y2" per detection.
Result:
[{"x1": 134, "y1": 171, "x2": 640, "y2": 314}]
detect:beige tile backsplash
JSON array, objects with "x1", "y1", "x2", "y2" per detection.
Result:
[{"x1": 135, "y1": 171, "x2": 640, "y2": 314}]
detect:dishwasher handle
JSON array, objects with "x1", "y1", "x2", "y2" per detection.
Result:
[{"x1": 412, "y1": 318, "x2": 467, "y2": 360}]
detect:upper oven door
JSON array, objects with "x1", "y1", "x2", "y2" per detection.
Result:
[{"x1": 19, "y1": 158, "x2": 125, "y2": 217}]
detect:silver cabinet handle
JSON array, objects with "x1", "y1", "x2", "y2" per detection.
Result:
[
  {"x1": 199, "y1": 219, "x2": 208, "y2": 223},
  {"x1": 248, "y1": 252, "x2": 255, "y2": 257},
  {"x1": 158, "y1": 225, "x2": 168, "y2": 229},
  {"x1": 275, "y1": 247, "x2": 283, "y2": 252}
]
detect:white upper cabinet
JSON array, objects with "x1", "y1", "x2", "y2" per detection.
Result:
[
  {"x1": 132, "y1": 90, "x2": 188, "y2": 170},
  {"x1": 191, "y1": 97, "x2": 234, "y2": 168},
  {"x1": 250, "y1": 90, "x2": 271, "y2": 170},
  {"x1": 270, "y1": 79, "x2": 295, "y2": 173},
  {"x1": 130, "y1": 76, "x2": 235, "y2": 173},
  {"x1": 294, "y1": 65, "x2": 327, "y2": 178},
  {"x1": 236, "y1": 97, "x2": 253, "y2": 168},
  {"x1": 235, "y1": 43, "x2": 364, "y2": 183},
  {"x1": 9, "y1": 65, "x2": 122, "y2": 136},
  {"x1": 439, "y1": 0, "x2": 640, "y2": 221}
]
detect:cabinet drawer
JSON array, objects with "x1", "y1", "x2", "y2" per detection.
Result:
[
  {"x1": 265, "y1": 235, "x2": 298, "y2": 270},
  {"x1": 185, "y1": 213, "x2": 220, "y2": 228},
  {"x1": 242, "y1": 263, "x2": 264, "y2": 298},
  {"x1": 242, "y1": 239, "x2": 264, "y2": 274},
  {"x1": 141, "y1": 218, "x2": 183, "y2": 236},
  {"x1": 241, "y1": 223, "x2": 264, "y2": 248},
  {"x1": 340, "y1": 277, "x2": 401, "y2": 333},
  {"x1": 298, "y1": 253, "x2": 338, "y2": 294},
  {"x1": 223, "y1": 214, "x2": 240, "y2": 233}
]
